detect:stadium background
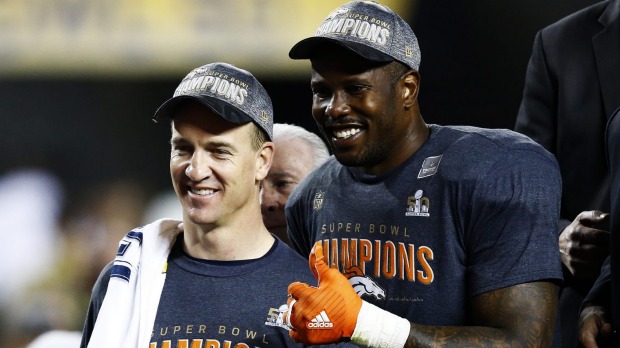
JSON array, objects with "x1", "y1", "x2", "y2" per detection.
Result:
[
  {"x1": 0, "y1": 1, "x2": 602, "y2": 345},
  {"x1": 0, "y1": 0, "x2": 599, "y2": 199}
]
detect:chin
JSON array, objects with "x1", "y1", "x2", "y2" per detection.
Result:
[
  {"x1": 333, "y1": 153, "x2": 363, "y2": 167},
  {"x1": 184, "y1": 209, "x2": 217, "y2": 225}
]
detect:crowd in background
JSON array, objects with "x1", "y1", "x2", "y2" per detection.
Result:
[{"x1": 0, "y1": 171, "x2": 181, "y2": 347}]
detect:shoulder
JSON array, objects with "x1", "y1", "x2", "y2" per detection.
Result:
[
  {"x1": 434, "y1": 125, "x2": 555, "y2": 160},
  {"x1": 273, "y1": 240, "x2": 310, "y2": 265},
  {"x1": 431, "y1": 125, "x2": 560, "y2": 182},
  {"x1": 307, "y1": 156, "x2": 342, "y2": 179},
  {"x1": 92, "y1": 262, "x2": 113, "y2": 300},
  {"x1": 270, "y1": 241, "x2": 315, "y2": 281},
  {"x1": 288, "y1": 156, "x2": 342, "y2": 204},
  {"x1": 83, "y1": 261, "x2": 113, "y2": 331},
  {"x1": 539, "y1": 1, "x2": 610, "y2": 41}
]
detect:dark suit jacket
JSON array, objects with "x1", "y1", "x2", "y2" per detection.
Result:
[
  {"x1": 586, "y1": 107, "x2": 620, "y2": 337},
  {"x1": 515, "y1": 0, "x2": 620, "y2": 346},
  {"x1": 597, "y1": 108, "x2": 620, "y2": 331},
  {"x1": 516, "y1": 0, "x2": 620, "y2": 230},
  {"x1": 611, "y1": 108, "x2": 620, "y2": 334}
]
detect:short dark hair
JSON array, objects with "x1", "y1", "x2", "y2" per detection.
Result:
[
  {"x1": 384, "y1": 60, "x2": 411, "y2": 84},
  {"x1": 250, "y1": 123, "x2": 269, "y2": 150}
]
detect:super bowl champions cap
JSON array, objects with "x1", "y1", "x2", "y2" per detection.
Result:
[
  {"x1": 153, "y1": 62, "x2": 273, "y2": 140},
  {"x1": 289, "y1": 1, "x2": 420, "y2": 70}
]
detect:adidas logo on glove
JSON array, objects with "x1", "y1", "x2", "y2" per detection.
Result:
[{"x1": 307, "y1": 311, "x2": 334, "y2": 329}]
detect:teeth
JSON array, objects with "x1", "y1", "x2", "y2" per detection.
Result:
[
  {"x1": 191, "y1": 188, "x2": 215, "y2": 195},
  {"x1": 334, "y1": 128, "x2": 361, "y2": 139}
]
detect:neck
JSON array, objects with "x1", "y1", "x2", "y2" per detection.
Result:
[
  {"x1": 181, "y1": 212, "x2": 275, "y2": 261},
  {"x1": 363, "y1": 118, "x2": 430, "y2": 176}
]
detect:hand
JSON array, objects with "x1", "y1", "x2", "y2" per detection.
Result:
[
  {"x1": 559, "y1": 210, "x2": 610, "y2": 282},
  {"x1": 286, "y1": 241, "x2": 362, "y2": 344},
  {"x1": 578, "y1": 304, "x2": 613, "y2": 348}
]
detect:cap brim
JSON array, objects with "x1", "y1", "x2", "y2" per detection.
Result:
[
  {"x1": 152, "y1": 94, "x2": 252, "y2": 126},
  {"x1": 289, "y1": 37, "x2": 394, "y2": 63}
]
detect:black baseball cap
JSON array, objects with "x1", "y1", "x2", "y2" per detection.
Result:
[
  {"x1": 153, "y1": 62, "x2": 273, "y2": 140},
  {"x1": 289, "y1": 1, "x2": 421, "y2": 70}
]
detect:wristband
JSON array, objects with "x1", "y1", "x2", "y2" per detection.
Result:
[{"x1": 351, "y1": 301, "x2": 410, "y2": 348}]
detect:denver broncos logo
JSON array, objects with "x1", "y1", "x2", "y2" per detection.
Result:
[{"x1": 344, "y1": 266, "x2": 386, "y2": 300}]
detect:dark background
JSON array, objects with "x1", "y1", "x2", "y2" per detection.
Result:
[{"x1": 0, "y1": 0, "x2": 600, "y2": 205}]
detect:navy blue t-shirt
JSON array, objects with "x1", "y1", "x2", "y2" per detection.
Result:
[
  {"x1": 286, "y1": 124, "x2": 564, "y2": 326},
  {"x1": 150, "y1": 236, "x2": 312, "y2": 347},
  {"x1": 81, "y1": 234, "x2": 354, "y2": 348}
]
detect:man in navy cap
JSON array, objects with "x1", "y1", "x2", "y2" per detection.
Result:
[
  {"x1": 282, "y1": 1, "x2": 564, "y2": 347},
  {"x1": 80, "y1": 62, "x2": 348, "y2": 348}
]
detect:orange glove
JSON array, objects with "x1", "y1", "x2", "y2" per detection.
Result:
[{"x1": 286, "y1": 241, "x2": 362, "y2": 344}]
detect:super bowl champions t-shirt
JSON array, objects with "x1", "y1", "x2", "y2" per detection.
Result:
[
  {"x1": 286, "y1": 124, "x2": 564, "y2": 326},
  {"x1": 82, "y1": 235, "x2": 354, "y2": 348},
  {"x1": 150, "y1": 236, "x2": 315, "y2": 347}
]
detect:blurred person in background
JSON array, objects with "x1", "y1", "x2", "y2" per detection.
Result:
[
  {"x1": 0, "y1": 168, "x2": 64, "y2": 307},
  {"x1": 0, "y1": 168, "x2": 65, "y2": 347},
  {"x1": 578, "y1": 107, "x2": 620, "y2": 347},
  {"x1": 4, "y1": 179, "x2": 148, "y2": 347},
  {"x1": 261, "y1": 123, "x2": 329, "y2": 245},
  {"x1": 515, "y1": 0, "x2": 620, "y2": 346}
]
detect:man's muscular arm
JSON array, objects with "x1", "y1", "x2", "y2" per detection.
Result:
[
  {"x1": 287, "y1": 242, "x2": 558, "y2": 347},
  {"x1": 405, "y1": 282, "x2": 558, "y2": 347}
]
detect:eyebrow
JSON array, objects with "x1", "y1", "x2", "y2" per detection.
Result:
[
  {"x1": 208, "y1": 140, "x2": 238, "y2": 152},
  {"x1": 267, "y1": 170, "x2": 305, "y2": 182},
  {"x1": 170, "y1": 136, "x2": 238, "y2": 152},
  {"x1": 311, "y1": 74, "x2": 371, "y2": 87},
  {"x1": 170, "y1": 136, "x2": 186, "y2": 146},
  {"x1": 267, "y1": 171, "x2": 295, "y2": 178}
]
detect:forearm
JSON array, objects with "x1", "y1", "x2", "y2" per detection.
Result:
[
  {"x1": 401, "y1": 282, "x2": 556, "y2": 348},
  {"x1": 288, "y1": 242, "x2": 557, "y2": 348},
  {"x1": 351, "y1": 303, "x2": 536, "y2": 348},
  {"x1": 404, "y1": 324, "x2": 525, "y2": 348},
  {"x1": 351, "y1": 312, "x2": 525, "y2": 348}
]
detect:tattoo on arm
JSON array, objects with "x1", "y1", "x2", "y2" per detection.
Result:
[{"x1": 403, "y1": 281, "x2": 558, "y2": 348}]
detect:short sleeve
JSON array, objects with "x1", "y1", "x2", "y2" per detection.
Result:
[{"x1": 465, "y1": 149, "x2": 563, "y2": 296}]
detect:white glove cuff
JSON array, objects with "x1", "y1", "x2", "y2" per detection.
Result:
[{"x1": 351, "y1": 300, "x2": 410, "y2": 348}]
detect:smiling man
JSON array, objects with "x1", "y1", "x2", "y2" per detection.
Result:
[
  {"x1": 79, "y1": 63, "x2": 349, "y2": 348},
  {"x1": 283, "y1": 1, "x2": 564, "y2": 347}
]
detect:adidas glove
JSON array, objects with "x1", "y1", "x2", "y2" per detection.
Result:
[
  {"x1": 286, "y1": 241, "x2": 411, "y2": 347},
  {"x1": 286, "y1": 241, "x2": 362, "y2": 344}
]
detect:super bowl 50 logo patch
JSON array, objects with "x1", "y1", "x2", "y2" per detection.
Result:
[
  {"x1": 313, "y1": 191, "x2": 325, "y2": 211},
  {"x1": 264, "y1": 304, "x2": 290, "y2": 330},
  {"x1": 406, "y1": 190, "x2": 430, "y2": 217}
]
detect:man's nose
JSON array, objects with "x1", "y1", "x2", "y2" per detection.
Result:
[
  {"x1": 261, "y1": 185, "x2": 283, "y2": 212},
  {"x1": 185, "y1": 151, "x2": 212, "y2": 181},
  {"x1": 325, "y1": 91, "x2": 351, "y2": 118}
]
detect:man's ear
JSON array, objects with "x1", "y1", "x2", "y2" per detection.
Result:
[
  {"x1": 402, "y1": 70, "x2": 420, "y2": 108},
  {"x1": 256, "y1": 141, "x2": 274, "y2": 182}
]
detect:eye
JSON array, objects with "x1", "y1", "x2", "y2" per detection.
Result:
[
  {"x1": 345, "y1": 84, "x2": 367, "y2": 96},
  {"x1": 311, "y1": 86, "x2": 331, "y2": 99},
  {"x1": 275, "y1": 180, "x2": 298, "y2": 190},
  {"x1": 212, "y1": 148, "x2": 233, "y2": 158},
  {"x1": 172, "y1": 145, "x2": 193, "y2": 156}
]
